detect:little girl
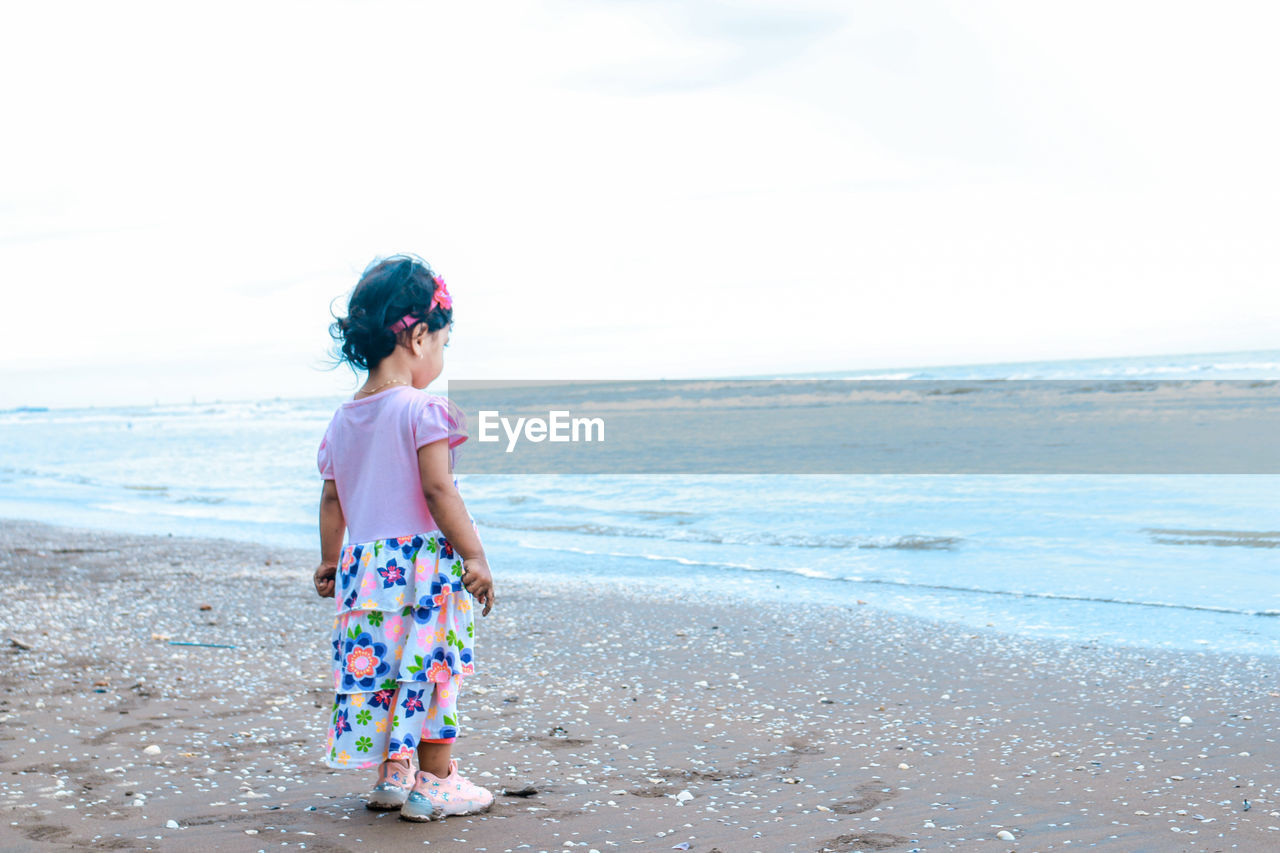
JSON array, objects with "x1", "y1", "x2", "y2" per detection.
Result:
[{"x1": 312, "y1": 253, "x2": 496, "y2": 822}]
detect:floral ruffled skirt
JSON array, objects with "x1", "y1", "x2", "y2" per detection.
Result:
[{"x1": 323, "y1": 531, "x2": 475, "y2": 769}]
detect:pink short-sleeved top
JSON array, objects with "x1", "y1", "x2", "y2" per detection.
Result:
[{"x1": 317, "y1": 386, "x2": 467, "y2": 544}]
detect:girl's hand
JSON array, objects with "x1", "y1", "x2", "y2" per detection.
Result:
[
  {"x1": 313, "y1": 561, "x2": 337, "y2": 598},
  {"x1": 462, "y1": 556, "x2": 495, "y2": 616}
]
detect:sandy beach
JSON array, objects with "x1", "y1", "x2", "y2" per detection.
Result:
[{"x1": 0, "y1": 519, "x2": 1276, "y2": 852}]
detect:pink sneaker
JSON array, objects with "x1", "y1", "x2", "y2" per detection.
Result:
[
  {"x1": 365, "y1": 758, "x2": 413, "y2": 810},
  {"x1": 401, "y1": 759, "x2": 494, "y2": 819}
]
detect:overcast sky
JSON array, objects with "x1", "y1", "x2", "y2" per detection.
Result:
[{"x1": 2, "y1": 1, "x2": 1277, "y2": 407}]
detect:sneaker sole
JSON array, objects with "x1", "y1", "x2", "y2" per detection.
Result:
[
  {"x1": 365, "y1": 795, "x2": 407, "y2": 811},
  {"x1": 434, "y1": 800, "x2": 495, "y2": 817},
  {"x1": 398, "y1": 808, "x2": 443, "y2": 822}
]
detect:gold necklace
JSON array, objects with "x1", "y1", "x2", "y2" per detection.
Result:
[{"x1": 358, "y1": 377, "x2": 410, "y2": 396}]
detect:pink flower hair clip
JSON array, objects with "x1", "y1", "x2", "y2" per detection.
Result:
[
  {"x1": 390, "y1": 272, "x2": 453, "y2": 333},
  {"x1": 430, "y1": 274, "x2": 452, "y2": 312}
]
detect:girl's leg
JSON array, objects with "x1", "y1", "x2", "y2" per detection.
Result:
[
  {"x1": 409, "y1": 735, "x2": 492, "y2": 817},
  {"x1": 416, "y1": 739, "x2": 454, "y2": 778},
  {"x1": 416, "y1": 673, "x2": 461, "y2": 776},
  {"x1": 404, "y1": 678, "x2": 492, "y2": 817}
]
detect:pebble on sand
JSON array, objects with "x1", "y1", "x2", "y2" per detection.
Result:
[
  {"x1": 502, "y1": 784, "x2": 539, "y2": 797},
  {"x1": 142, "y1": 745, "x2": 161, "y2": 756},
  {"x1": 996, "y1": 829, "x2": 1016, "y2": 841}
]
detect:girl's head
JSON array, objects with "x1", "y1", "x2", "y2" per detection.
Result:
[{"x1": 331, "y1": 254, "x2": 453, "y2": 386}]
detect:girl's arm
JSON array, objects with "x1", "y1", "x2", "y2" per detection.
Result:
[
  {"x1": 314, "y1": 479, "x2": 344, "y2": 598},
  {"x1": 418, "y1": 438, "x2": 495, "y2": 615}
]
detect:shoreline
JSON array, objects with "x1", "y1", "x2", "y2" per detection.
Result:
[{"x1": 1, "y1": 518, "x2": 1277, "y2": 851}]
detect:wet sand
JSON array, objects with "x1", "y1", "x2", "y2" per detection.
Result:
[{"x1": 0, "y1": 518, "x2": 1277, "y2": 852}]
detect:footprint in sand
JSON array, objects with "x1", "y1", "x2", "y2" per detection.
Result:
[
  {"x1": 20, "y1": 824, "x2": 72, "y2": 843},
  {"x1": 817, "y1": 832, "x2": 910, "y2": 852},
  {"x1": 830, "y1": 783, "x2": 895, "y2": 814},
  {"x1": 658, "y1": 767, "x2": 754, "y2": 782},
  {"x1": 627, "y1": 783, "x2": 672, "y2": 798}
]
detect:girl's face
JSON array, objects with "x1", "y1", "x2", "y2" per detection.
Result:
[{"x1": 409, "y1": 325, "x2": 449, "y2": 388}]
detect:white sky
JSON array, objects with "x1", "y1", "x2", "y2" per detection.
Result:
[{"x1": 2, "y1": 0, "x2": 1278, "y2": 407}]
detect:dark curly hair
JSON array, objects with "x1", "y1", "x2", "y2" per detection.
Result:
[{"x1": 330, "y1": 254, "x2": 453, "y2": 371}]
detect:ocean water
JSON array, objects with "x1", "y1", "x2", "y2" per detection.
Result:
[{"x1": 2, "y1": 349, "x2": 1277, "y2": 657}]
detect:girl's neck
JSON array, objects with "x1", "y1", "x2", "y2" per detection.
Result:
[{"x1": 356, "y1": 369, "x2": 414, "y2": 399}]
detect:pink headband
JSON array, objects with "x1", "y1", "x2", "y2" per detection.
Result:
[{"x1": 390, "y1": 275, "x2": 453, "y2": 333}]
